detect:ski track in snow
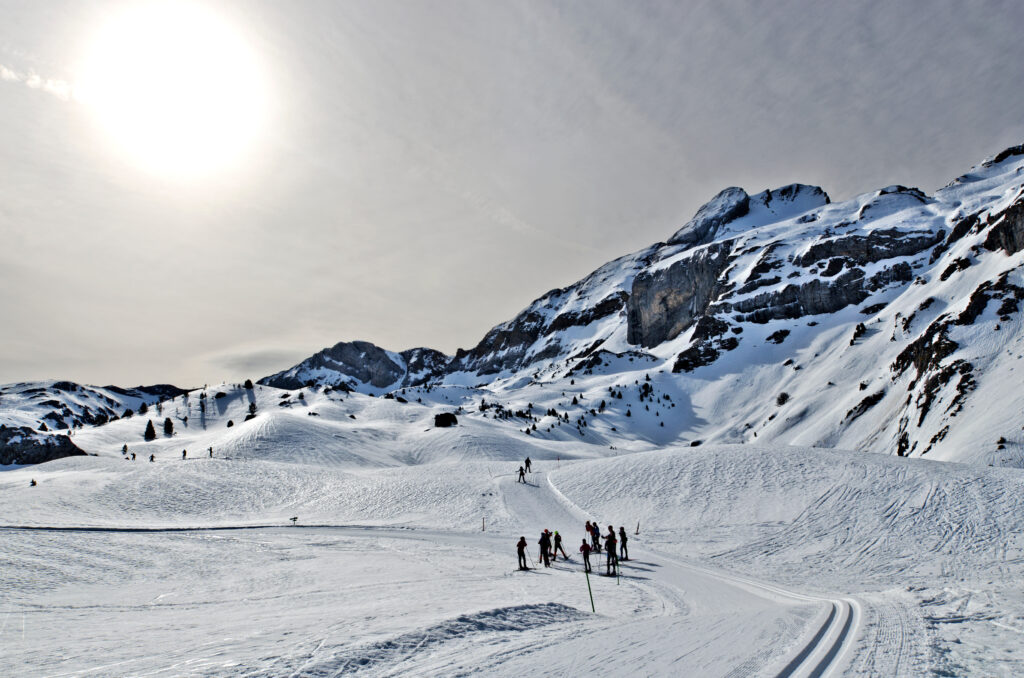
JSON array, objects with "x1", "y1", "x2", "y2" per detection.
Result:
[{"x1": 3, "y1": 385, "x2": 1024, "y2": 675}]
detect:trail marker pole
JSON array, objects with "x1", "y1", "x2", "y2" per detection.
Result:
[
  {"x1": 482, "y1": 517, "x2": 485, "y2": 532},
  {"x1": 636, "y1": 521, "x2": 640, "y2": 535},
  {"x1": 584, "y1": 568, "x2": 595, "y2": 612}
]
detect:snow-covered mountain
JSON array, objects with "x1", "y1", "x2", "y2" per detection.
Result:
[
  {"x1": 261, "y1": 145, "x2": 1024, "y2": 465},
  {"x1": 0, "y1": 380, "x2": 187, "y2": 464}
]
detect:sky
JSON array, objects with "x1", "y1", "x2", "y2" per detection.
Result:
[{"x1": 1, "y1": 0, "x2": 1022, "y2": 387}]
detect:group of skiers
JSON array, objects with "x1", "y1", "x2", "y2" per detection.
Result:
[
  {"x1": 517, "y1": 521, "x2": 630, "y2": 576},
  {"x1": 516, "y1": 456, "x2": 532, "y2": 482}
]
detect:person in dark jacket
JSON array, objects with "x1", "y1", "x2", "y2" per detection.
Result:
[
  {"x1": 517, "y1": 536, "x2": 529, "y2": 570},
  {"x1": 525, "y1": 457, "x2": 532, "y2": 472},
  {"x1": 604, "y1": 526, "x2": 618, "y2": 575},
  {"x1": 538, "y1": 530, "x2": 551, "y2": 567},
  {"x1": 517, "y1": 466, "x2": 526, "y2": 483},
  {"x1": 618, "y1": 526, "x2": 629, "y2": 561},
  {"x1": 579, "y1": 539, "x2": 592, "y2": 572},
  {"x1": 552, "y1": 530, "x2": 568, "y2": 560},
  {"x1": 590, "y1": 522, "x2": 601, "y2": 553}
]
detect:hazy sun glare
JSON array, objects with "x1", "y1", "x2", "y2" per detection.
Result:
[{"x1": 77, "y1": 2, "x2": 267, "y2": 176}]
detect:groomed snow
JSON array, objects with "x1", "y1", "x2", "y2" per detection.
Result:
[{"x1": 3, "y1": 385, "x2": 1023, "y2": 676}]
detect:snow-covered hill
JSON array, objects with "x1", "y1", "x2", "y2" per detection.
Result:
[
  {"x1": 261, "y1": 145, "x2": 1024, "y2": 465},
  {"x1": 0, "y1": 380, "x2": 187, "y2": 464}
]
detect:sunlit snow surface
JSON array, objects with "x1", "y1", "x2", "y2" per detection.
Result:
[{"x1": 2, "y1": 385, "x2": 1023, "y2": 676}]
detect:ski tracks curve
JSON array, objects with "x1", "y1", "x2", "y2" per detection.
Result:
[{"x1": 542, "y1": 471, "x2": 866, "y2": 678}]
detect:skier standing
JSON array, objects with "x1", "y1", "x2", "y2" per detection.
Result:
[
  {"x1": 618, "y1": 526, "x2": 629, "y2": 561},
  {"x1": 525, "y1": 457, "x2": 532, "y2": 473},
  {"x1": 579, "y1": 539, "x2": 592, "y2": 573},
  {"x1": 517, "y1": 536, "x2": 529, "y2": 570},
  {"x1": 553, "y1": 530, "x2": 568, "y2": 560},
  {"x1": 604, "y1": 526, "x2": 618, "y2": 575},
  {"x1": 590, "y1": 522, "x2": 601, "y2": 553},
  {"x1": 182, "y1": 449, "x2": 187, "y2": 460},
  {"x1": 518, "y1": 466, "x2": 526, "y2": 483},
  {"x1": 538, "y1": 530, "x2": 552, "y2": 568}
]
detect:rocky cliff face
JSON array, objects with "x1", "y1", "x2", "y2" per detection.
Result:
[
  {"x1": 257, "y1": 145, "x2": 1024, "y2": 463},
  {"x1": 0, "y1": 425, "x2": 85, "y2": 465}
]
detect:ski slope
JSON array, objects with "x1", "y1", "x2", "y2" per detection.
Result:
[{"x1": 3, "y1": 387, "x2": 1024, "y2": 676}]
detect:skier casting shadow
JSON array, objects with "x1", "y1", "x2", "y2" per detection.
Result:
[
  {"x1": 604, "y1": 525, "x2": 618, "y2": 575},
  {"x1": 538, "y1": 530, "x2": 552, "y2": 567},
  {"x1": 517, "y1": 466, "x2": 526, "y2": 483},
  {"x1": 579, "y1": 539, "x2": 592, "y2": 573},
  {"x1": 517, "y1": 536, "x2": 529, "y2": 570}
]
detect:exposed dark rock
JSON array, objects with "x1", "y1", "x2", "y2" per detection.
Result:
[
  {"x1": 0, "y1": 427, "x2": 85, "y2": 465},
  {"x1": 668, "y1": 187, "x2": 749, "y2": 246},
  {"x1": 940, "y1": 257, "x2": 972, "y2": 281},
  {"x1": 628, "y1": 241, "x2": 733, "y2": 346},
  {"x1": 434, "y1": 412, "x2": 458, "y2": 428},
  {"x1": 766, "y1": 329, "x2": 790, "y2": 344},
  {"x1": 547, "y1": 292, "x2": 628, "y2": 335},
  {"x1": 983, "y1": 198, "x2": 1024, "y2": 255},
  {"x1": 845, "y1": 390, "x2": 885, "y2": 423},
  {"x1": 794, "y1": 228, "x2": 942, "y2": 267}
]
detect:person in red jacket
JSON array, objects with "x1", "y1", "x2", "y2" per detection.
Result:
[{"x1": 579, "y1": 539, "x2": 592, "y2": 573}]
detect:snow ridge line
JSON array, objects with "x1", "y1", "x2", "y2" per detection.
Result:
[{"x1": 545, "y1": 472, "x2": 863, "y2": 678}]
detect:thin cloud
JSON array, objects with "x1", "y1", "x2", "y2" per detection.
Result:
[{"x1": 0, "y1": 63, "x2": 73, "y2": 101}]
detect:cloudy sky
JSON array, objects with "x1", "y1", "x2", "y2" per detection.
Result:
[{"x1": 1, "y1": 0, "x2": 1022, "y2": 386}]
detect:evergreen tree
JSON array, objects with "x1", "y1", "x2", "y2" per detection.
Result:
[
  {"x1": 144, "y1": 420, "x2": 157, "y2": 441},
  {"x1": 163, "y1": 417, "x2": 174, "y2": 436}
]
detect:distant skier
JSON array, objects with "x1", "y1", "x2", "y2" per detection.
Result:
[
  {"x1": 590, "y1": 522, "x2": 601, "y2": 553},
  {"x1": 208, "y1": 447, "x2": 213, "y2": 458},
  {"x1": 517, "y1": 536, "x2": 529, "y2": 570},
  {"x1": 524, "y1": 457, "x2": 532, "y2": 473},
  {"x1": 517, "y1": 466, "x2": 526, "y2": 483},
  {"x1": 553, "y1": 530, "x2": 568, "y2": 560},
  {"x1": 579, "y1": 539, "x2": 592, "y2": 573},
  {"x1": 29, "y1": 479, "x2": 36, "y2": 487},
  {"x1": 182, "y1": 449, "x2": 187, "y2": 460},
  {"x1": 604, "y1": 526, "x2": 618, "y2": 575},
  {"x1": 538, "y1": 530, "x2": 552, "y2": 568},
  {"x1": 130, "y1": 453, "x2": 136, "y2": 461},
  {"x1": 618, "y1": 526, "x2": 629, "y2": 561},
  {"x1": 149, "y1": 454, "x2": 155, "y2": 462}
]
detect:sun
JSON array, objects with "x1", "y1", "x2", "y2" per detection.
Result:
[{"x1": 77, "y1": 2, "x2": 267, "y2": 176}]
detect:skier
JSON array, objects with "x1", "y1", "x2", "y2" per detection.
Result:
[
  {"x1": 517, "y1": 536, "x2": 529, "y2": 570},
  {"x1": 149, "y1": 454, "x2": 155, "y2": 462},
  {"x1": 524, "y1": 457, "x2": 532, "y2": 473},
  {"x1": 604, "y1": 526, "x2": 618, "y2": 575},
  {"x1": 130, "y1": 452, "x2": 136, "y2": 461},
  {"x1": 553, "y1": 530, "x2": 568, "y2": 560},
  {"x1": 590, "y1": 521, "x2": 601, "y2": 553},
  {"x1": 29, "y1": 479, "x2": 36, "y2": 487},
  {"x1": 517, "y1": 466, "x2": 526, "y2": 483},
  {"x1": 538, "y1": 530, "x2": 552, "y2": 568},
  {"x1": 579, "y1": 539, "x2": 592, "y2": 573},
  {"x1": 209, "y1": 447, "x2": 213, "y2": 458},
  {"x1": 618, "y1": 526, "x2": 629, "y2": 561},
  {"x1": 182, "y1": 449, "x2": 187, "y2": 460}
]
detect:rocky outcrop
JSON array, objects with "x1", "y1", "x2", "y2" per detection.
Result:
[
  {"x1": 668, "y1": 188, "x2": 749, "y2": 246},
  {"x1": 794, "y1": 228, "x2": 942, "y2": 267},
  {"x1": 260, "y1": 341, "x2": 451, "y2": 391},
  {"x1": 0, "y1": 426, "x2": 86, "y2": 465},
  {"x1": 983, "y1": 198, "x2": 1024, "y2": 256},
  {"x1": 627, "y1": 241, "x2": 733, "y2": 347}
]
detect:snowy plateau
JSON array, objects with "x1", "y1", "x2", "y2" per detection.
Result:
[{"x1": 4, "y1": 146, "x2": 1024, "y2": 676}]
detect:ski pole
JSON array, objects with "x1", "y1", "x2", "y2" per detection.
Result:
[{"x1": 584, "y1": 568, "x2": 595, "y2": 612}]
